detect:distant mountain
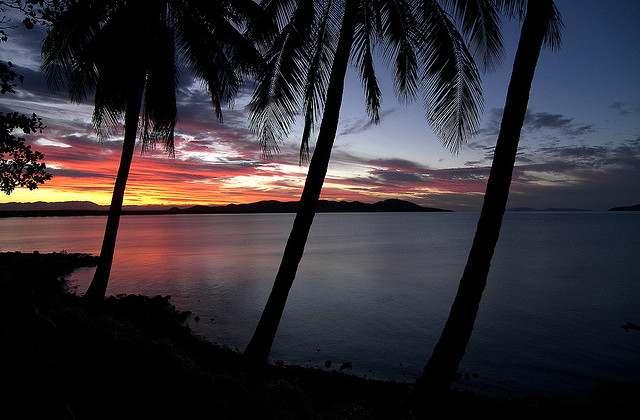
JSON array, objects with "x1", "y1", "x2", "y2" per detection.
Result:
[
  {"x1": 507, "y1": 207, "x2": 590, "y2": 212},
  {"x1": 0, "y1": 201, "x2": 103, "y2": 211},
  {"x1": 0, "y1": 199, "x2": 450, "y2": 217},
  {"x1": 0, "y1": 201, "x2": 178, "y2": 212},
  {"x1": 608, "y1": 203, "x2": 640, "y2": 211},
  {"x1": 370, "y1": 198, "x2": 433, "y2": 212},
  {"x1": 181, "y1": 199, "x2": 449, "y2": 214}
]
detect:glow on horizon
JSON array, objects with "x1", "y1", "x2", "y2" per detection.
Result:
[
  {"x1": 1, "y1": 0, "x2": 639, "y2": 211},
  {"x1": 4, "y1": 132, "x2": 492, "y2": 207}
]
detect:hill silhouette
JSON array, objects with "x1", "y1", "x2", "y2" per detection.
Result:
[
  {"x1": 0, "y1": 199, "x2": 450, "y2": 217},
  {"x1": 608, "y1": 203, "x2": 640, "y2": 211}
]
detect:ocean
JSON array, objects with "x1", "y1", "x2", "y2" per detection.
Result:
[{"x1": 2, "y1": 211, "x2": 639, "y2": 400}]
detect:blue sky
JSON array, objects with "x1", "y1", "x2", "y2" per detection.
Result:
[{"x1": 1, "y1": 0, "x2": 639, "y2": 210}]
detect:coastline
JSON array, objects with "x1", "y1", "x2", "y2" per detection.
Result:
[{"x1": 2, "y1": 251, "x2": 637, "y2": 419}]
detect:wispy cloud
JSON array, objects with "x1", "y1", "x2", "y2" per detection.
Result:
[
  {"x1": 524, "y1": 112, "x2": 596, "y2": 136},
  {"x1": 609, "y1": 101, "x2": 640, "y2": 117},
  {"x1": 339, "y1": 109, "x2": 395, "y2": 135},
  {"x1": 475, "y1": 108, "x2": 597, "y2": 139}
]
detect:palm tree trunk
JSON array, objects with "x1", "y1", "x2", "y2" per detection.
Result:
[
  {"x1": 243, "y1": 0, "x2": 359, "y2": 366},
  {"x1": 412, "y1": 0, "x2": 553, "y2": 414},
  {"x1": 85, "y1": 86, "x2": 143, "y2": 302}
]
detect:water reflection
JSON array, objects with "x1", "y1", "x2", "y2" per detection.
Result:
[{"x1": 1, "y1": 212, "x2": 639, "y2": 400}]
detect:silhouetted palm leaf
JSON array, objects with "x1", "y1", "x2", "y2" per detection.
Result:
[
  {"x1": 378, "y1": 0, "x2": 419, "y2": 104},
  {"x1": 416, "y1": 0, "x2": 483, "y2": 152},
  {"x1": 249, "y1": 0, "x2": 319, "y2": 155},
  {"x1": 497, "y1": 0, "x2": 562, "y2": 50},
  {"x1": 251, "y1": 0, "x2": 503, "y2": 158},
  {"x1": 41, "y1": 0, "x2": 108, "y2": 102},
  {"x1": 441, "y1": 0, "x2": 503, "y2": 71},
  {"x1": 44, "y1": 0, "x2": 261, "y2": 150},
  {"x1": 353, "y1": 0, "x2": 382, "y2": 121},
  {"x1": 299, "y1": 0, "x2": 337, "y2": 163}
]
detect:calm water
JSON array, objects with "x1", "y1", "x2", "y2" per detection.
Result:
[{"x1": 1, "y1": 212, "x2": 639, "y2": 401}]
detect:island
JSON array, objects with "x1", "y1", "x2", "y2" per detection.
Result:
[{"x1": 608, "y1": 204, "x2": 640, "y2": 211}]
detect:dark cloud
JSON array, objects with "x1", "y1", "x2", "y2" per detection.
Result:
[
  {"x1": 508, "y1": 164, "x2": 640, "y2": 211},
  {"x1": 609, "y1": 101, "x2": 640, "y2": 117},
  {"x1": 531, "y1": 137, "x2": 640, "y2": 170},
  {"x1": 463, "y1": 141, "x2": 495, "y2": 164},
  {"x1": 46, "y1": 168, "x2": 111, "y2": 179},
  {"x1": 354, "y1": 157, "x2": 491, "y2": 194},
  {"x1": 524, "y1": 112, "x2": 572, "y2": 130},
  {"x1": 366, "y1": 158, "x2": 428, "y2": 172},
  {"x1": 371, "y1": 171, "x2": 424, "y2": 183},
  {"x1": 339, "y1": 109, "x2": 395, "y2": 135},
  {"x1": 324, "y1": 136, "x2": 640, "y2": 211},
  {"x1": 524, "y1": 112, "x2": 596, "y2": 136},
  {"x1": 475, "y1": 108, "x2": 597, "y2": 140},
  {"x1": 501, "y1": 137, "x2": 640, "y2": 210},
  {"x1": 463, "y1": 160, "x2": 485, "y2": 166}
]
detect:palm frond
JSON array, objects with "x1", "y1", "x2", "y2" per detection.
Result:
[
  {"x1": 496, "y1": 0, "x2": 526, "y2": 19},
  {"x1": 416, "y1": 0, "x2": 483, "y2": 152},
  {"x1": 379, "y1": 0, "x2": 419, "y2": 103},
  {"x1": 89, "y1": 2, "x2": 147, "y2": 139},
  {"x1": 186, "y1": 0, "x2": 263, "y2": 74},
  {"x1": 141, "y1": 16, "x2": 177, "y2": 156},
  {"x1": 216, "y1": 0, "x2": 267, "y2": 27},
  {"x1": 299, "y1": 0, "x2": 337, "y2": 164},
  {"x1": 228, "y1": 0, "x2": 279, "y2": 52},
  {"x1": 43, "y1": 0, "x2": 260, "y2": 156},
  {"x1": 352, "y1": 0, "x2": 382, "y2": 122},
  {"x1": 497, "y1": 0, "x2": 562, "y2": 51},
  {"x1": 543, "y1": 3, "x2": 563, "y2": 51},
  {"x1": 260, "y1": 0, "x2": 301, "y2": 31},
  {"x1": 175, "y1": 8, "x2": 245, "y2": 122},
  {"x1": 41, "y1": 0, "x2": 112, "y2": 100},
  {"x1": 91, "y1": 76, "x2": 127, "y2": 141},
  {"x1": 248, "y1": 0, "x2": 317, "y2": 156},
  {"x1": 441, "y1": 0, "x2": 503, "y2": 71}
]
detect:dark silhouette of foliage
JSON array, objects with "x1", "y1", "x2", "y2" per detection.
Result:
[
  {"x1": 411, "y1": 1, "x2": 562, "y2": 416},
  {"x1": 41, "y1": 0, "x2": 262, "y2": 302},
  {"x1": 0, "y1": 111, "x2": 51, "y2": 194},
  {"x1": 0, "y1": 1, "x2": 61, "y2": 195},
  {"x1": 0, "y1": 58, "x2": 51, "y2": 196},
  {"x1": 0, "y1": 59, "x2": 22, "y2": 92},
  {"x1": 0, "y1": 1, "x2": 66, "y2": 39},
  {"x1": 244, "y1": 0, "x2": 504, "y2": 366}
]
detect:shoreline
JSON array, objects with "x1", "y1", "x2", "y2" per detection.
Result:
[{"x1": 2, "y1": 251, "x2": 637, "y2": 418}]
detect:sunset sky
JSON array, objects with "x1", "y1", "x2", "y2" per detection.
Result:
[{"x1": 1, "y1": 0, "x2": 639, "y2": 211}]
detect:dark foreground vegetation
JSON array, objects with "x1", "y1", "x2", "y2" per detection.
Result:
[{"x1": 2, "y1": 251, "x2": 637, "y2": 419}]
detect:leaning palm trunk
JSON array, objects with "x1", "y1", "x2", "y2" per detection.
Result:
[
  {"x1": 85, "y1": 88, "x2": 142, "y2": 302},
  {"x1": 243, "y1": 0, "x2": 358, "y2": 365},
  {"x1": 44, "y1": 0, "x2": 261, "y2": 303},
  {"x1": 412, "y1": 0, "x2": 555, "y2": 414}
]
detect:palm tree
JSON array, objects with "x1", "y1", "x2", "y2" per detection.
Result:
[
  {"x1": 411, "y1": 0, "x2": 562, "y2": 414},
  {"x1": 42, "y1": 0, "x2": 261, "y2": 302},
  {"x1": 244, "y1": 0, "x2": 504, "y2": 365}
]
